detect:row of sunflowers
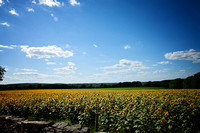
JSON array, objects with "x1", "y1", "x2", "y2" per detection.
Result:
[{"x1": 0, "y1": 89, "x2": 199, "y2": 132}]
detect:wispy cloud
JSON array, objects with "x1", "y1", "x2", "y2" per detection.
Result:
[
  {"x1": 124, "y1": 45, "x2": 131, "y2": 49},
  {"x1": 22, "y1": 68, "x2": 37, "y2": 72},
  {"x1": 47, "y1": 62, "x2": 56, "y2": 65},
  {"x1": 104, "y1": 59, "x2": 148, "y2": 70},
  {"x1": 153, "y1": 69, "x2": 168, "y2": 74},
  {"x1": 20, "y1": 45, "x2": 73, "y2": 59},
  {"x1": 11, "y1": 68, "x2": 57, "y2": 82},
  {"x1": 38, "y1": 0, "x2": 61, "y2": 7},
  {"x1": 50, "y1": 13, "x2": 58, "y2": 22},
  {"x1": 66, "y1": 44, "x2": 70, "y2": 48},
  {"x1": 69, "y1": 0, "x2": 80, "y2": 6},
  {"x1": 86, "y1": 60, "x2": 148, "y2": 82},
  {"x1": 13, "y1": 72, "x2": 40, "y2": 76},
  {"x1": 101, "y1": 59, "x2": 148, "y2": 75},
  {"x1": 27, "y1": 8, "x2": 34, "y2": 12},
  {"x1": 13, "y1": 69, "x2": 42, "y2": 77},
  {"x1": 0, "y1": 44, "x2": 16, "y2": 49},
  {"x1": 153, "y1": 61, "x2": 172, "y2": 66},
  {"x1": 0, "y1": 22, "x2": 10, "y2": 27},
  {"x1": 157, "y1": 61, "x2": 172, "y2": 65},
  {"x1": 53, "y1": 62, "x2": 77, "y2": 74},
  {"x1": 82, "y1": 52, "x2": 87, "y2": 55},
  {"x1": 32, "y1": 0, "x2": 36, "y2": 4},
  {"x1": 165, "y1": 49, "x2": 200, "y2": 63},
  {"x1": 93, "y1": 44, "x2": 98, "y2": 48},
  {"x1": 9, "y1": 8, "x2": 19, "y2": 16},
  {"x1": 53, "y1": 17, "x2": 58, "y2": 22}
]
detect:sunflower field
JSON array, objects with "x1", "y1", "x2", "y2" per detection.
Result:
[{"x1": 0, "y1": 89, "x2": 199, "y2": 132}]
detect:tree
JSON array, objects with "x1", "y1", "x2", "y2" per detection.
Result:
[
  {"x1": 191, "y1": 72, "x2": 200, "y2": 89},
  {"x1": 0, "y1": 66, "x2": 6, "y2": 81},
  {"x1": 169, "y1": 78, "x2": 184, "y2": 89}
]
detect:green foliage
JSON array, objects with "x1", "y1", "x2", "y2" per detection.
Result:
[
  {"x1": 169, "y1": 78, "x2": 184, "y2": 89},
  {"x1": 182, "y1": 72, "x2": 200, "y2": 89},
  {"x1": 0, "y1": 66, "x2": 6, "y2": 81}
]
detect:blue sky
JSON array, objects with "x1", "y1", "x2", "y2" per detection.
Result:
[{"x1": 0, "y1": 0, "x2": 200, "y2": 84}]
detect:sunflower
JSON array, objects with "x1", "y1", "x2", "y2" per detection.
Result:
[
  {"x1": 122, "y1": 112, "x2": 126, "y2": 116},
  {"x1": 153, "y1": 114, "x2": 157, "y2": 119},
  {"x1": 161, "y1": 117, "x2": 165, "y2": 123},
  {"x1": 150, "y1": 108, "x2": 154, "y2": 113},
  {"x1": 101, "y1": 106, "x2": 106, "y2": 112},
  {"x1": 110, "y1": 109, "x2": 115, "y2": 114},
  {"x1": 84, "y1": 101, "x2": 87, "y2": 104},
  {"x1": 84, "y1": 109, "x2": 87, "y2": 113},
  {"x1": 128, "y1": 110, "x2": 133, "y2": 115},
  {"x1": 90, "y1": 105, "x2": 93, "y2": 109},
  {"x1": 165, "y1": 111, "x2": 169, "y2": 117}
]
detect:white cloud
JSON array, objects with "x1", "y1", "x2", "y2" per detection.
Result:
[
  {"x1": 0, "y1": 22, "x2": 10, "y2": 27},
  {"x1": 9, "y1": 9, "x2": 19, "y2": 16},
  {"x1": 88, "y1": 60, "x2": 149, "y2": 82},
  {"x1": 12, "y1": 68, "x2": 56, "y2": 82},
  {"x1": 22, "y1": 68, "x2": 37, "y2": 72},
  {"x1": 69, "y1": 0, "x2": 80, "y2": 6},
  {"x1": 165, "y1": 49, "x2": 200, "y2": 63},
  {"x1": 47, "y1": 62, "x2": 56, "y2": 65},
  {"x1": 20, "y1": 45, "x2": 73, "y2": 59},
  {"x1": 28, "y1": 8, "x2": 34, "y2": 12},
  {"x1": 0, "y1": 0, "x2": 4, "y2": 6},
  {"x1": 153, "y1": 61, "x2": 172, "y2": 66},
  {"x1": 93, "y1": 44, "x2": 98, "y2": 48},
  {"x1": 176, "y1": 69, "x2": 186, "y2": 74},
  {"x1": 53, "y1": 62, "x2": 77, "y2": 74},
  {"x1": 102, "y1": 59, "x2": 148, "y2": 74},
  {"x1": 38, "y1": 0, "x2": 61, "y2": 7},
  {"x1": 0, "y1": 50, "x2": 3, "y2": 52},
  {"x1": 10, "y1": 45, "x2": 17, "y2": 47},
  {"x1": 0, "y1": 44, "x2": 15, "y2": 49},
  {"x1": 124, "y1": 45, "x2": 131, "y2": 49},
  {"x1": 82, "y1": 52, "x2": 87, "y2": 55},
  {"x1": 32, "y1": 0, "x2": 36, "y2": 4},
  {"x1": 104, "y1": 59, "x2": 146, "y2": 69},
  {"x1": 50, "y1": 13, "x2": 58, "y2": 22},
  {"x1": 54, "y1": 17, "x2": 58, "y2": 22},
  {"x1": 153, "y1": 69, "x2": 168, "y2": 74},
  {"x1": 13, "y1": 72, "x2": 41, "y2": 76},
  {"x1": 66, "y1": 44, "x2": 70, "y2": 48},
  {"x1": 158, "y1": 61, "x2": 172, "y2": 65}
]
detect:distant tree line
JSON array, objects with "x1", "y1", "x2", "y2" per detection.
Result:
[
  {"x1": 169, "y1": 72, "x2": 200, "y2": 89},
  {"x1": 0, "y1": 72, "x2": 199, "y2": 90},
  {"x1": 0, "y1": 81, "x2": 143, "y2": 90},
  {"x1": 144, "y1": 72, "x2": 200, "y2": 89}
]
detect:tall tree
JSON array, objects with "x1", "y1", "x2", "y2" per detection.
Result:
[{"x1": 0, "y1": 66, "x2": 6, "y2": 81}]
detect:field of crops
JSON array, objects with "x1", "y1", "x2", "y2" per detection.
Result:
[{"x1": 0, "y1": 89, "x2": 199, "y2": 132}]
